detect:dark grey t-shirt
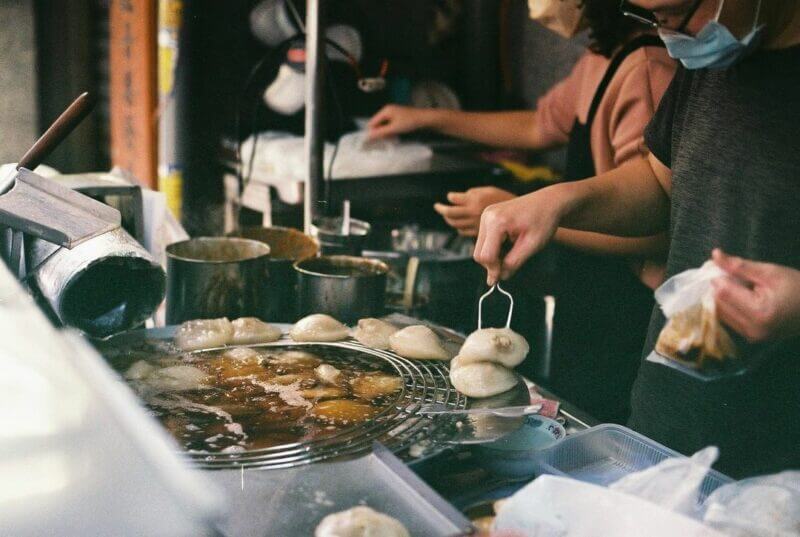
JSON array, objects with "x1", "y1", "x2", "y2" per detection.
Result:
[{"x1": 629, "y1": 45, "x2": 800, "y2": 478}]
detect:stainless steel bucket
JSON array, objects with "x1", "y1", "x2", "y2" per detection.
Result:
[
  {"x1": 227, "y1": 226, "x2": 319, "y2": 322},
  {"x1": 26, "y1": 227, "x2": 166, "y2": 338},
  {"x1": 165, "y1": 237, "x2": 271, "y2": 324},
  {"x1": 294, "y1": 255, "x2": 388, "y2": 323}
]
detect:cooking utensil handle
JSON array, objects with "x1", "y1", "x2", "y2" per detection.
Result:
[
  {"x1": 17, "y1": 92, "x2": 95, "y2": 171},
  {"x1": 401, "y1": 255, "x2": 420, "y2": 313}
]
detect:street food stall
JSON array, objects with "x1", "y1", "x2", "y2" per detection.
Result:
[{"x1": 3, "y1": 0, "x2": 800, "y2": 536}]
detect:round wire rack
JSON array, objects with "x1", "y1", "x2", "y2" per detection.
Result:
[{"x1": 182, "y1": 340, "x2": 468, "y2": 470}]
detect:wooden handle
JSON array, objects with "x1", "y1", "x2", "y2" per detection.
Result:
[{"x1": 17, "y1": 92, "x2": 95, "y2": 171}]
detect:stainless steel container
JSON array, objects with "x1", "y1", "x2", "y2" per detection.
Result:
[
  {"x1": 365, "y1": 227, "x2": 481, "y2": 332},
  {"x1": 311, "y1": 216, "x2": 371, "y2": 256},
  {"x1": 166, "y1": 237, "x2": 270, "y2": 324},
  {"x1": 227, "y1": 226, "x2": 319, "y2": 322},
  {"x1": 26, "y1": 227, "x2": 166, "y2": 338},
  {"x1": 294, "y1": 255, "x2": 388, "y2": 323}
]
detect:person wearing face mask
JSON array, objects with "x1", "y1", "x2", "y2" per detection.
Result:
[
  {"x1": 369, "y1": 0, "x2": 676, "y2": 423},
  {"x1": 473, "y1": 0, "x2": 800, "y2": 477}
]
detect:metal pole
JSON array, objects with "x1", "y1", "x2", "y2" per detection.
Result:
[{"x1": 303, "y1": 0, "x2": 326, "y2": 234}]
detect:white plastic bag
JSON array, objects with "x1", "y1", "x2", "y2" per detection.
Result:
[
  {"x1": 651, "y1": 260, "x2": 738, "y2": 368},
  {"x1": 702, "y1": 471, "x2": 800, "y2": 537},
  {"x1": 493, "y1": 475, "x2": 724, "y2": 537},
  {"x1": 610, "y1": 446, "x2": 719, "y2": 518}
]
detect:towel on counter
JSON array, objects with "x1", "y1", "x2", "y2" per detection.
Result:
[{"x1": 239, "y1": 131, "x2": 433, "y2": 204}]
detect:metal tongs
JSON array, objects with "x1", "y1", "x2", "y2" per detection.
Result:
[{"x1": 478, "y1": 282, "x2": 514, "y2": 330}]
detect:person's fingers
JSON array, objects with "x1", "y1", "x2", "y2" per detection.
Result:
[
  {"x1": 447, "y1": 191, "x2": 469, "y2": 205},
  {"x1": 716, "y1": 301, "x2": 752, "y2": 340},
  {"x1": 712, "y1": 276, "x2": 757, "y2": 313},
  {"x1": 712, "y1": 277, "x2": 769, "y2": 341},
  {"x1": 712, "y1": 248, "x2": 769, "y2": 284},
  {"x1": 367, "y1": 107, "x2": 391, "y2": 128},
  {"x1": 500, "y1": 232, "x2": 538, "y2": 280},
  {"x1": 474, "y1": 210, "x2": 507, "y2": 285},
  {"x1": 455, "y1": 225, "x2": 478, "y2": 237},
  {"x1": 433, "y1": 203, "x2": 473, "y2": 219},
  {"x1": 367, "y1": 124, "x2": 396, "y2": 140}
]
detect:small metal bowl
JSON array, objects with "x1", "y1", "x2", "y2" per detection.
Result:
[{"x1": 472, "y1": 416, "x2": 566, "y2": 478}]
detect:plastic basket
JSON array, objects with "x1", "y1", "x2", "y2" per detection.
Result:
[{"x1": 530, "y1": 424, "x2": 732, "y2": 503}]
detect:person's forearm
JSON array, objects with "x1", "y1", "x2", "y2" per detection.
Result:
[
  {"x1": 424, "y1": 110, "x2": 551, "y2": 150},
  {"x1": 547, "y1": 155, "x2": 671, "y2": 237},
  {"x1": 553, "y1": 229, "x2": 669, "y2": 258}
]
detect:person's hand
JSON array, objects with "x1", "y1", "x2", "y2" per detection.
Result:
[
  {"x1": 712, "y1": 248, "x2": 800, "y2": 342},
  {"x1": 433, "y1": 187, "x2": 515, "y2": 237},
  {"x1": 367, "y1": 105, "x2": 432, "y2": 139},
  {"x1": 473, "y1": 189, "x2": 563, "y2": 284}
]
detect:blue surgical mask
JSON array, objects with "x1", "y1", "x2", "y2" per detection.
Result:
[{"x1": 658, "y1": 0, "x2": 764, "y2": 70}]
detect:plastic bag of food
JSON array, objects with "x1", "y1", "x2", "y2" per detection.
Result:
[
  {"x1": 652, "y1": 260, "x2": 738, "y2": 370},
  {"x1": 609, "y1": 446, "x2": 719, "y2": 518},
  {"x1": 701, "y1": 471, "x2": 800, "y2": 537}
]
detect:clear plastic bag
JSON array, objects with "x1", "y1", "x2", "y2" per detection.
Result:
[
  {"x1": 648, "y1": 260, "x2": 739, "y2": 377},
  {"x1": 609, "y1": 446, "x2": 719, "y2": 518},
  {"x1": 702, "y1": 471, "x2": 800, "y2": 537}
]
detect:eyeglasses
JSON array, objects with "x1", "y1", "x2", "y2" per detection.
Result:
[{"x1": 619, "y1": 0, "x2": 705, "y2": 35}]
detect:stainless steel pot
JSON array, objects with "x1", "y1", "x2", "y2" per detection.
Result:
[
  {"x1": 165, "y1": 237, "x2": 271, "y2": 324},
  {"x1": 311, "y1": 216, "x2": 371, "y2": 256},
  {"x1": 364, "y1": 227, "x2": 481, "y2": 332},
  {"x1": 227, "y1": 226, "x2": 319, "y2": 322},
  {"x1": 294, "y1": 255, "x2": 388, "y2": 323},
  {"x1": 26, "y1": 227, "x2": 166, "y2": 338}
]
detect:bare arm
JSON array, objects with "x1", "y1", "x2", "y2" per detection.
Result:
[
  {"x1": 474, "y1": 153, "x2": 672, "y2": 283},
  {"x1": 367, "y1": 105, "x2": 556, "y2": 150},
  {"x1": 553, "y1": 229, "x2": 670, "y2": 258}
]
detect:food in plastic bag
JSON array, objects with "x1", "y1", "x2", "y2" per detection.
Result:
[
  {"x1": 610, "y1": 446, "x2": 720, "y2": 518},
  {"x1": 654, "y1": 261, "x2": 738, "y2": 368},
  {"x1": 702, "y1": 471, "x2": 800, "y2": 537}
]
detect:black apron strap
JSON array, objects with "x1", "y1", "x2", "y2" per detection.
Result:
[{"x1": 585, "y1": 34, "x2": 665, "y2": 129}]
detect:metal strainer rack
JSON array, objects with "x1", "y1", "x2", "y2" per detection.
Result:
[{"x1": 178, "y1": 339, "x2": 467, "y2": 470}]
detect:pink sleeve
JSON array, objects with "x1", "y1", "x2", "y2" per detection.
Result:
[
  {"x1": 608, "y1": 55, "x2": 677, "y2": 167},
  {"x1": 534, "y1": 55, "x2": 591, "y2": 147}
]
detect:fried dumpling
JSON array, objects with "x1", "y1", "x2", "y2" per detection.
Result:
[
  {"x1": 350, "y1": 374, "x2": 403, "y2": 400},
  {"x1": 290, "y1": 314, "x2": 349, "y2": 342},
  {"x1": 352, "y1": 318, "x2": 399, "y2": 350},
  {"x1": 449, "y1": 361, "x2": 517, "y2": 398},
  {"x1": 142, "y1": 365, "x2": 210, "y2": 392},
  {"x1": 222, "y1": 347, "x2": 261, "y2": 361},
  {"x1": 125, "y1": 360, "x2": 157, "y2": 381},
  {"x1": 315, "y1": 506, "x2": 409, "y2": 537},
  {"x1": 299, "y1": 386, "x2": 348, "y2": 401},
  {"x1": 315, "y1": 364, "x2": 343, "y2": 386},
  {"x1": 175, "y1": 318, "x2": 234, "y2": 351},
  {"x1": 389, "y1": 325, "x2": 450, "y2": 360},
  {"x1": 456, "y1": 328, "x2": 529, "y2": 368},
  {"x1": 309, "y1": 399, "x2": 378, "y2": 425},
  {"x1": 270, "y1": 350, "x2": 323, "y2": 368},
  {"x1": 230, "y1": 317, "x2": 282, "y2": 345}
]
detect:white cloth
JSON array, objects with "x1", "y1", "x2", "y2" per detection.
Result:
[{"x1": 239, "y1": 131, "x2": 433, "y2": 204}]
